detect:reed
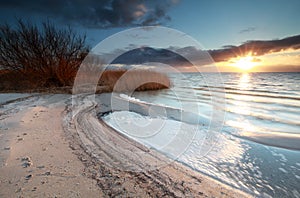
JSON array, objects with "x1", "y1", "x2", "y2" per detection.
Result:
[
  {"x1": 99, "y1": 69, "x2": 170, "y2": 92},
  {"x1": 0, "y1": 68, "x2": 171, "y2": 93}
]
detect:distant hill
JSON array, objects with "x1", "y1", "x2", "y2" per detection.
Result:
[{"x1": 111, "y1": 47, "x2": 193, "y2": 67}]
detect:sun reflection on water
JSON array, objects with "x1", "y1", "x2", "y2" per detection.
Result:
[
  {"x1": 238, "y1": 73, "x2": 252, "y2": 90},
  {"x1": 226, "y1": 73, "x2": 256, "y2": 133}
]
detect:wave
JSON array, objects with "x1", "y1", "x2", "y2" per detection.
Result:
[
  {"x1": 225, "y1": 99, "x2": 300, "y2": 113},
  {"x1": 192, "y1": 86, "x2": 300, "y2": 101},
  {"x1": 236, "y1": 131, "x2": 300, "y2": 151},
  {"x1": 225, "y1": 91, "x2": 300, "y2": 101}
]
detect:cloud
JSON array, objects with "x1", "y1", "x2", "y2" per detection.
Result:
[
  {"x1": 0, "y1": 0, "x2": 177, "y2": 28},
  {"x1": 102, "y1": 45, "x2": 218, "y2": 67},
  {"x1": 209, "y1": 34, "x2": 300, "y2": 62},
  {"x1": 239, "y1": 27, "x2": 256, "y2": 34},
  {"x1": 252, "y1": 57, "x2": 261, "y2": 62}
]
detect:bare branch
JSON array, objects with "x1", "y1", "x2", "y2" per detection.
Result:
[{"x1": 0, "y1": 19, "x2": 90, "y2": 87}]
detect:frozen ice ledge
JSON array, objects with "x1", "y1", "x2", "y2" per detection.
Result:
[
  {"x1": 97, "y1": 93, "x2": 210, "y2": 126},
  {"x1": 97, "y1": 93, "x2": 300, "y2": 151}
]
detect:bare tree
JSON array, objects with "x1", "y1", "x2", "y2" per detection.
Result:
[{"x1": 0, "y1": 19, "x2": 89, "y2": 87}]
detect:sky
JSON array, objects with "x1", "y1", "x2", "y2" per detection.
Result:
[{"x1": 1, "y1": 0, "x2": 300, "y2": 72}]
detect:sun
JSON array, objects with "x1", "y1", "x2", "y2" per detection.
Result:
[{"x1": 233, "y1": 55, "x2": 257, "y2": 71}]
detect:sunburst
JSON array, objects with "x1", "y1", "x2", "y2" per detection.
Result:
[{"x1": 233, "y1": 55, "x2": 257, "y2": 71}]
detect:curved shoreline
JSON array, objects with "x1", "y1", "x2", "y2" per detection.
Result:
[
  {"x1": 69, "y1": 93, "x2": 251, "y2": 197},
  {"x1": 0, "y1": 93, "x2": 251, "y2": 197}
]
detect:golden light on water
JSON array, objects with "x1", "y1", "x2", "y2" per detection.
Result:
[
  {"x1": 225, "y1": 73, "x2": 255, "y2": 133},
  {"x1": 238, "y1": 73, "x2": 251, "y2": 90}
]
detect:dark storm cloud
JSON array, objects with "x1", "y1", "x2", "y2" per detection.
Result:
[
  {"x1": 239, "y1": 27, "x2": 256, "y2": 34},
  {"x1": 0, "y1": 0, "x2": 177, "y2": 28},
  {"x1": 209, "y1": 34, "x2": 300, "y2": 62}
]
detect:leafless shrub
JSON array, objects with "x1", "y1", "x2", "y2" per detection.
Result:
[{"x1": 0, "y1": 19, "x2": 89, "y2": 88}]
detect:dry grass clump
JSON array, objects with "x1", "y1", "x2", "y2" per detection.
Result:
[
  {"x1": 99, "y1": 69, "x2": 170, "y2": 92},
  {"x1": 0, "y1": 62, "x2": 81, "y2": 91},
  {"x1": 1, "y1": 68, "x2": 170, "y2": 93}
]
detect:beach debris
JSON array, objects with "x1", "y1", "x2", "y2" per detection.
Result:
[
  {"x1": 37, "y1": 165, "x2": 45, "y2": 169},
  {"x1": 44, "y1": 171, "x2": 51, "y2": 176},
  {"x1": 70, "y1": 144, "x2": 76, "y2": 150},
  {"x1": 25, "y1": 174, "x2": 32, "y2": 180},
  {"x1": 22, "y1": 161, "x2": 32, "y2": 168},
  {"x1": 23, "y1": 133, "x2": 27, "y2": 135},
  {"x1": 4, "y1": 147, "x2": 10, "y2": 150},
  {"x1": 15, "y1": 187, "x2": 24, "y2": 193},
  {"x1": 21, "y1": 156, "x2": 32, "y2": 168},
  {"x1": 21, "y1": 156, "x2": 31, "y2": 161},
  {"x1": 17, "y1": 137, "x2": 24, "y2": 141}
]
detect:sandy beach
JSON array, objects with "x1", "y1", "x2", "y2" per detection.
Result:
[{"x1": 0, "y1": 93, "x2": 251, "y2": 197}]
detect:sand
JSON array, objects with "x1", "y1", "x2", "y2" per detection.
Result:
[
  {"x1": 0, "y1": 94, "x2": 102, "y2": 197},
  {"x1": 0, "y1": 94, "x2": 251, "y2": 197}
]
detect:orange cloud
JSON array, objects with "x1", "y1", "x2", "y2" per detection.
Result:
[{"x1": 209, "y1": 34, "x2": 300, "y2": 62}]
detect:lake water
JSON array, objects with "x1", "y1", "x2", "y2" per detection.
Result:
[{"x1": 103, "y1": 72, "x2": 300, "y2": 197}]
